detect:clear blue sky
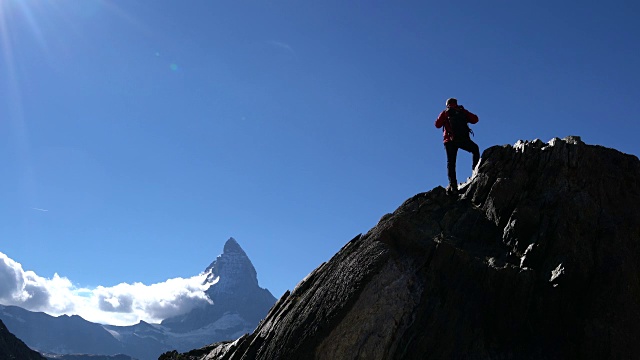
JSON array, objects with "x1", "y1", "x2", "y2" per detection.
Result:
[{"x1": 1, "y1": 0, "x2": 639, "y2": 325}]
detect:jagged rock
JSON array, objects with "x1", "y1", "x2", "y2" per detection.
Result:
[
  {"x1": 165, "y1": 136, "x2": 640, "y2": 360},
  {"x1": 0, "y1": 319, "x2": 45, "y2": 359}
]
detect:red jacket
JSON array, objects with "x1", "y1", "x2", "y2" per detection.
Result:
[{"x1": 435, "y1": 106, "x2": 479, "y2": 143}]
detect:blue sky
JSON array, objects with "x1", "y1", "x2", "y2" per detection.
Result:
[{"x1": 1, "y1": 0, "x2": 639, "y2": 325}]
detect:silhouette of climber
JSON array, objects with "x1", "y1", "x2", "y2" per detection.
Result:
[{"x1": 435, "y1": 98, "x2": 480, "y2": 195}]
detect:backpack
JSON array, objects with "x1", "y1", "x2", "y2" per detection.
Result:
[{"x1": 446, "y1": 107, "x2": 473, "y2": 141}]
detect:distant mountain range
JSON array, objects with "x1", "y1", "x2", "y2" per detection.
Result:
[
  {"x1": 44, "y1": 354, "x2": 135, "y2": 360},
  {"x1": 0, "y1": 238, "x2": 276, "y2": 360}
]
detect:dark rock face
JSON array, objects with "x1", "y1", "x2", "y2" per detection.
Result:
[
  {"x1": 0, "y1": 319, "x2": 45, "y2": 360},
  {"x1": 165, "y1": 136, "x2": 640, "y2": 360}
]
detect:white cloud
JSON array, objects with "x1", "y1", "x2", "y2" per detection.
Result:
[
  {"x1": 0, "y1": 251, "x2": 216, "y2": 326},
  {"x1": 267, "y1": 40, "x2": 295, "y2": 55}
]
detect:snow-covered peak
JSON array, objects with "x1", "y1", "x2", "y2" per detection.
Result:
[{"x1": 204, "y1": 238, "x2": 259, "y2": 297}]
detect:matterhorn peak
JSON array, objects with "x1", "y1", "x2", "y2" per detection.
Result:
[
  {"x1": 160, "y1": 238, "x2": 276, "y2": 335},
  {"x1": 223, "y1": 237, "x2": 246, "y2": 255},
  {"x1": 204, "y1": 238, "x2": 259, "y2": 295}
]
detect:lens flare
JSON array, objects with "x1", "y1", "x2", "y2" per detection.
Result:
[{"x1": 0, "y1": 0, "x2": 142, "y2": 214}]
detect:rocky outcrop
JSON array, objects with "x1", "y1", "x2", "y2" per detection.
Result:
[
  {"x1": 0, "y1": 319, "x2": 45, "y2": 359},
  {"x1": 163, "y1": 136, "x2": 640, "y2": 360}
]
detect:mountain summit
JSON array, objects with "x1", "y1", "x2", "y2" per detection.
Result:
[
  {"x1": 164, "y1": 136, "x2": 640, "y2": 360},
  {"x1": 204, "y1": 237, "x2": 260, "y2": 295},
  {"x1": 161, "y1": 238, "x2": 276, "y2": 334}
]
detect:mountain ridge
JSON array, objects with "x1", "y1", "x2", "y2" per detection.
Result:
[{"x1": 162, "y1": 136, "x2": 640, "y2": 360}]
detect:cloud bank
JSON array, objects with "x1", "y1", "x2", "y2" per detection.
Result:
[{"x1": 0, "y1": 251, "x2": 216, "y2": 326}]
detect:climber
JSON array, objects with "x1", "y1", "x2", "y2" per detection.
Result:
[{"x1": 434, "y1": 97, "x2": 480, "y2": 195}]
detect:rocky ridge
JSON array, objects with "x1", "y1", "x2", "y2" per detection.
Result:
[{"x1": 162, "y1": 136, "x2": 640, "y2": 360}]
